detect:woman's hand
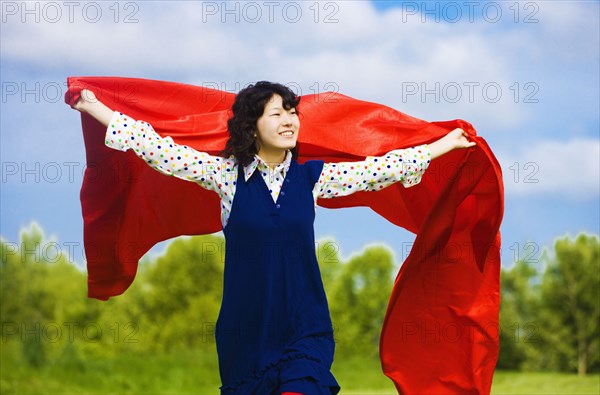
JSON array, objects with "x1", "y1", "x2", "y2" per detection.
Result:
[
  {"x1": 445, "y1": 128, "x2": 476, "y2": 150},
  {"x1": 71, "y1": 89, "x2": 114, "y2": 127},
  {"x1": 71, "y1": 89, "x2": 98, "y2": 113},
  {"x1": 429, "y1": 128, "x2": 476, "y2": 160}
]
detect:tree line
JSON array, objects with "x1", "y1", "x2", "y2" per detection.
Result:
[{"x1": 1, "y1": 223, "x2": 598, "y2": 375}]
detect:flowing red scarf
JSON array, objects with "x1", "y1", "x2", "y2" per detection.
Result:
[{"x1": 65, "y1": 76, "x2": 503, "y2": 394}]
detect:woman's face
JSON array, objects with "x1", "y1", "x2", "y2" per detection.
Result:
[{"x1": 255, "y1": 94, "x2": 299, "y2": 158}]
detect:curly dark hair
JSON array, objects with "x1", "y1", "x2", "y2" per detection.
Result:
[{"x1": 218, "y1": 81, "x2": 301, "y2": 167}]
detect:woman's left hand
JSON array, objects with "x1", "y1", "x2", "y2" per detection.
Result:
[
  {"x1": 446, "y1": 128, "x2": 476, "y2": 150},
  {"x1": 429, "y1": 128, "x2": 476, "y2": 160}
]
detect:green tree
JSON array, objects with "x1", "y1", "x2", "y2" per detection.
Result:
[
  {"x1": 329, "y1": 245, "x2": 394, "y2": 358},
  {"x1": 1, "y1": 222, "x2": 95, "y2": 367},
  {"x1": 539, "y1": 233, "x2": 600, "y2": 375},
  {"x1": 316, "y1": 237, "x2": 343, "y2": 300},
  {"x1": 134, "y1": 235, "x2": 224, "y2": 352},
  {"x1": 497, "y1": 259, "x2": 541, "y2": 370}
]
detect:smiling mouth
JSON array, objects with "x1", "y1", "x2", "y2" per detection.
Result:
[{"x1": 279, "y1": 130, "x2": 294, "y2": 137}]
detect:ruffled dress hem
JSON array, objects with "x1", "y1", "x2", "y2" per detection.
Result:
[{"x1": 219, "y1": 353, "x2": 340, "y2": 395}]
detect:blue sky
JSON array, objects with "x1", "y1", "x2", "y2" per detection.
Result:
[{"x1": 1, "y1": 1, "x2": 598, "y2": 276}]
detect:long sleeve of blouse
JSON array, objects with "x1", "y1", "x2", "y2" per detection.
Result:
[
  {"x1": 105, "y1": 111, "x2": 431, "y2": 228},
  {"x1": 105, "y1": 110, "x2": 237, "y2": 195},
  {"x1": 313, "y1": 145, "x2": 431, "y2": 200}
]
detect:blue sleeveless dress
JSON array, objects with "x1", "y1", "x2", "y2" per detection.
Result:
[{"x1": 216, "y1": 158, "x2": 341, "y2": 395}]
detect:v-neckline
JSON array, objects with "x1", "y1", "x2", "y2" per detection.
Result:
[{"x1": 254, "y1": 160, "x2": 295, "y2": 208}]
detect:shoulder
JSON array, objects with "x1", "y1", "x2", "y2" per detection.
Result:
[
  {"x1": 295, "y1": 159, "x2": 324, "y2": 170},
  {"x1": 296, "y1": 159, "x2": 324, "y2": 185},
  {"x1": 221, "y1": 154, "x2": 239, "y2": 170},
  {"x1": 204, "y1": 154, "x2": 240, "y2": 188}
]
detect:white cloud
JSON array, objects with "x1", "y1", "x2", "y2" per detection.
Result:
[
  {"x1": 1, "y1": 1, "x2": 597, "y2": 164},
  {"x1": 3, "y1": 0, "x2": 583, "y2": 129},
  {"x1": 536, "y1": 1, "x2": 600, "y2": 62},
  {"x1": 498, "y1": 138, "x2": 600, "y2": 200}
]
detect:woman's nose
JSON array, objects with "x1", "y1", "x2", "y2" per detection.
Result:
[{"x1": 281, "y1": 112, "x2": 293, "y2": 125}]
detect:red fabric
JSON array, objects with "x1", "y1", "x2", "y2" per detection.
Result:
[{"x1": 65, "y1": 76, "x2": 504, "y2": 394}]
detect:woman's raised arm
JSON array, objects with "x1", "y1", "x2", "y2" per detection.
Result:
[
  {"x1": 314, "y1": 129, "x2": 476, "y2": 199},
  {"x1": 71, "y1": 89, "x2": 236, "y2": 196}
]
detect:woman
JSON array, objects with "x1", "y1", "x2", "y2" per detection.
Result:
[{"x1": 72, "y1": 81, "x2": 475, "y2": 395}]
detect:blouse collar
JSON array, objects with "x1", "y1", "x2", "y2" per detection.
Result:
[{"x1": 243, "y1": 149, "x2": 293, "y2": 182}]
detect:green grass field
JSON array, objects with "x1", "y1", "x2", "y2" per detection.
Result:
[{"x1": 1, "y1": 341, "x2": 598, "y2": 394}]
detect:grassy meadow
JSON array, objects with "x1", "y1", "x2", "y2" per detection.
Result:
[{"x1": 1, "y1": 341, "x2": 598, "y2": 394}]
